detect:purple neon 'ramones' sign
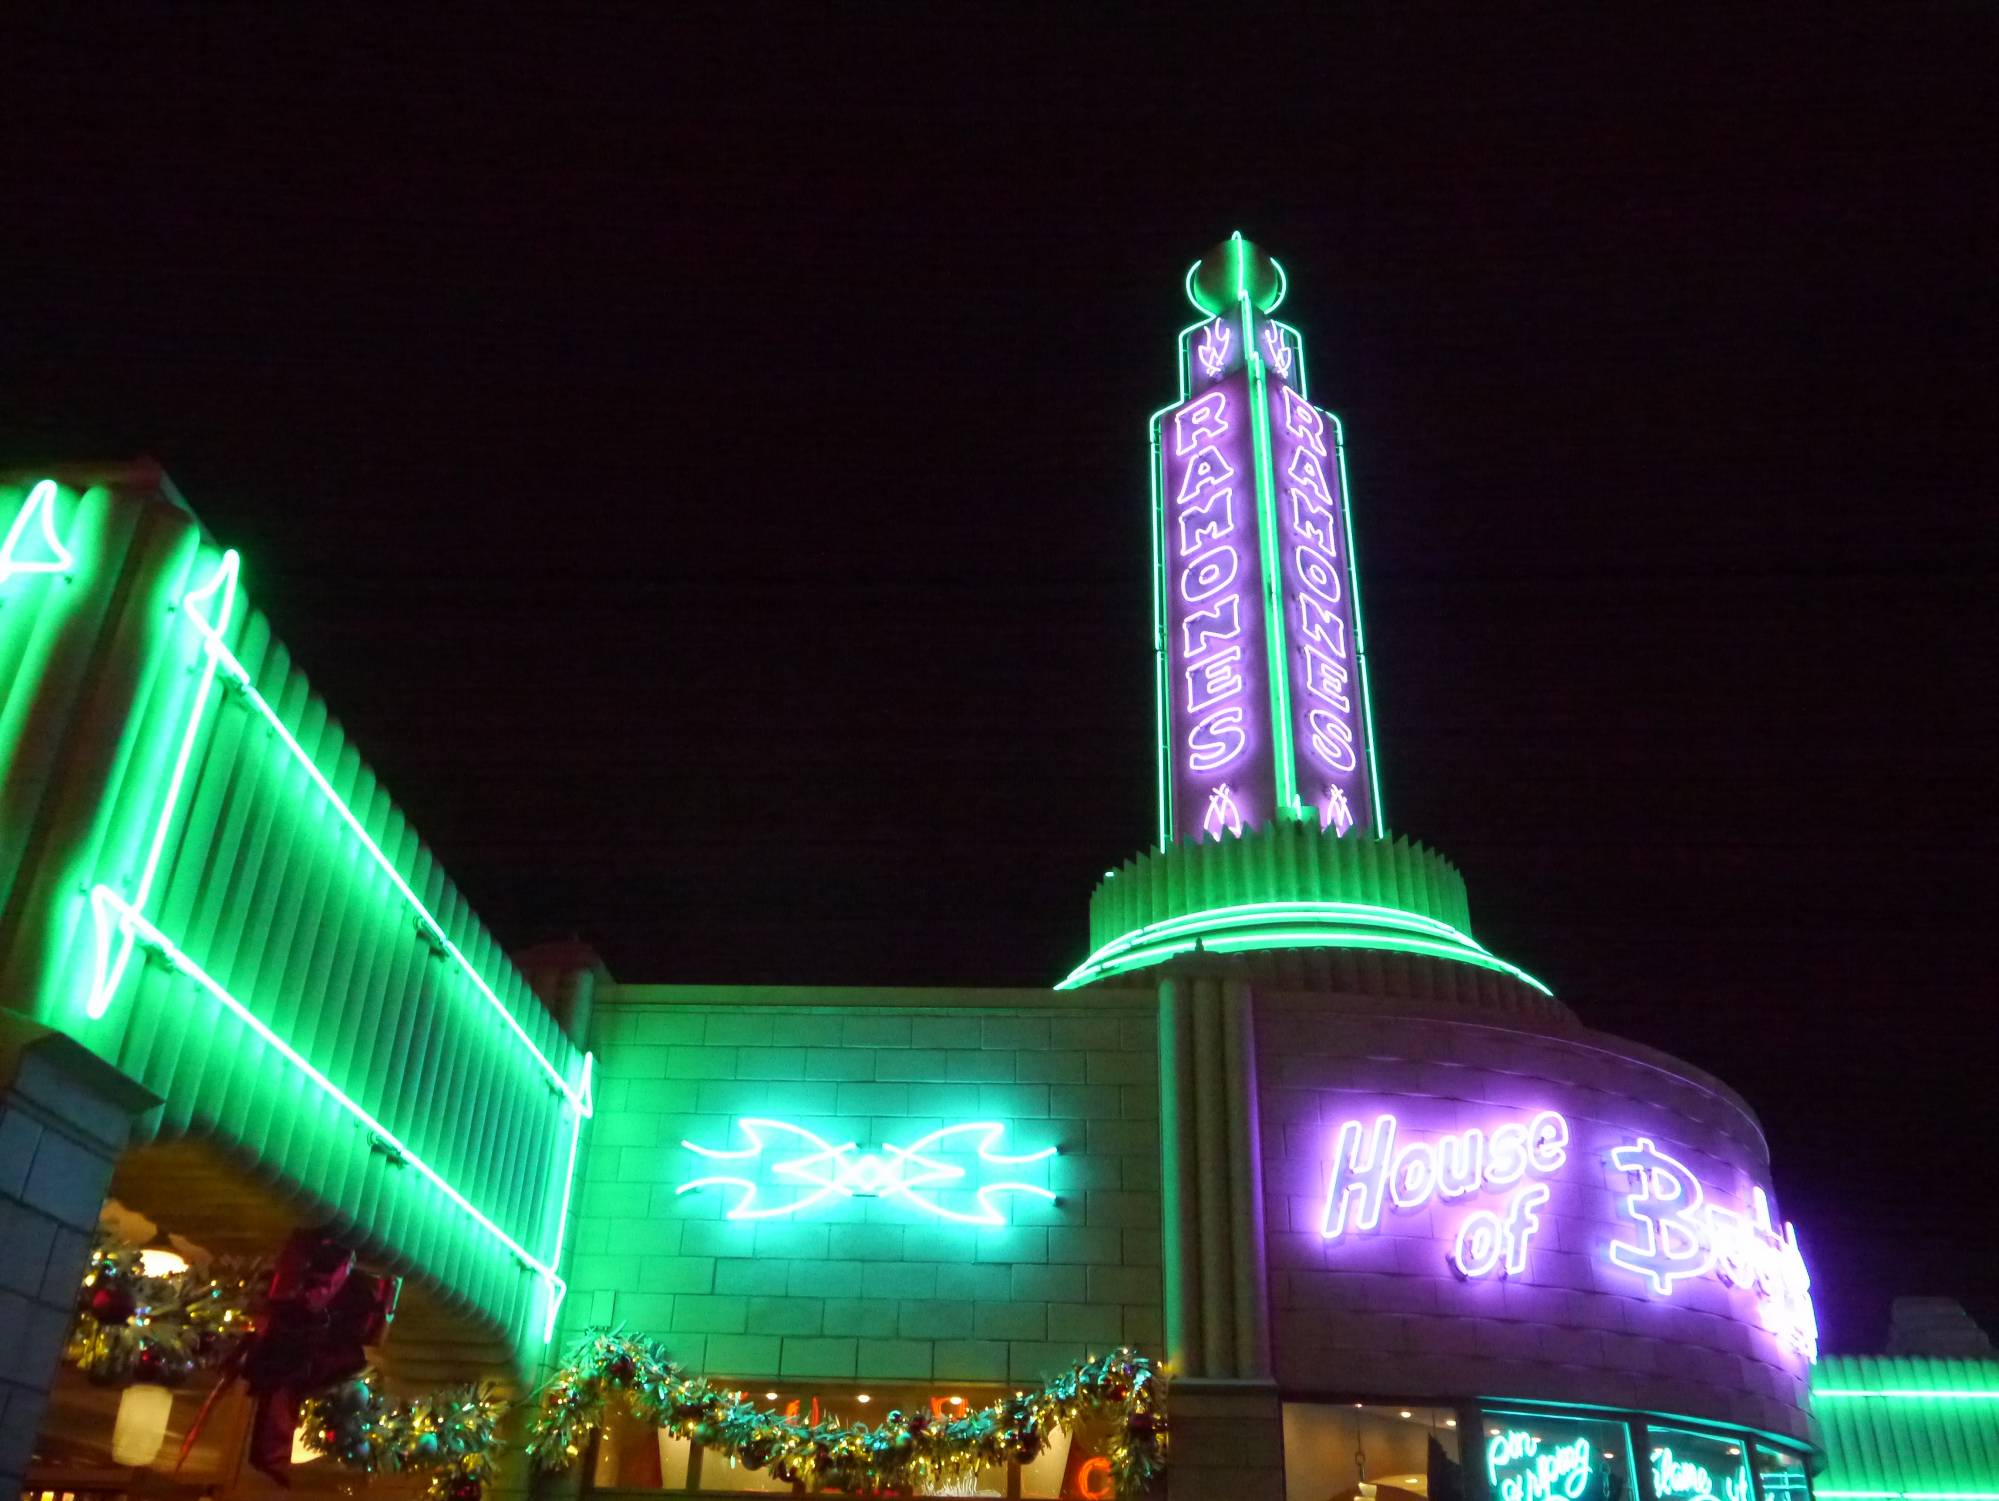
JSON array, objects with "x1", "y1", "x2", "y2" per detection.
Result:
[
  {"x1": 1159, "y1": 370, "x2": 1274, "y2": 842},
  {"x1": 1268, "y1": 377, "x2": 1374, "y2": 838}
]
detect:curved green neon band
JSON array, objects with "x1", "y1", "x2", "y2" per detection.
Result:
[{"x1": 1058, "y1": 900, "x2": 1550, "y2": 994}]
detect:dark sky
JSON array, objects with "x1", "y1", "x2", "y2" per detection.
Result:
[{"x1": 6, "y1": 7, "x2": 1993, "y2": 1355}]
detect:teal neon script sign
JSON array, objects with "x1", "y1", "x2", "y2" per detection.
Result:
[
  {"x1": 677, "y1": 1119, "x2": 1057, "y2": 1225},
  {"x1": 1487, "y1": 1430, "x2": 1594, "y2": 1501},
  {"x1": 1652, "y1": 1448, "x2": 1751, "y2": 1501}
]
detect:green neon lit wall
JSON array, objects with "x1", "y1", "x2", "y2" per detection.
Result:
[
  {"x1": 1, "y1": 474, "x2": 589, "y2": 1357},
  {"x1": 1812, "y1": 1356, "x2": 1999, "y2": 1500}
]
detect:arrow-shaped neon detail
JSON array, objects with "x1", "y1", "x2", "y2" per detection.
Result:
[{"x1": 1, "y1": 479, "x2": 75, "y2": 585}]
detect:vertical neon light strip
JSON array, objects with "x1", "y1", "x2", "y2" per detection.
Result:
[
  {"x1": 85, "y1": 546, "x2": 591, "y2": 1340},
  {"x1": 1244, "y1": 298, "x2": 1301, "y2": 820},
  {"x1": 1149, "y1": 411, "x2": 1172, "y2": 847},
  {"x1": 1328, "y1": 415, "x2": 1388, "y2": 835}
]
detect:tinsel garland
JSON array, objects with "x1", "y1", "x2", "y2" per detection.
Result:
[
  {"x1": 65, "y1": 1240, "x2": 261, "y2": 1388},
  {"x1": 298, "y1": 1374, "x2": 506, "y2": 1501},
  {"x1": 525, "y1": 1328, "x2": 1168, "y2": 1497}
]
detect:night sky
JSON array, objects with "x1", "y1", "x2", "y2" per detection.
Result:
[{"x1": 6, "y1": 9, "x2": 1992, "y2": 1355}]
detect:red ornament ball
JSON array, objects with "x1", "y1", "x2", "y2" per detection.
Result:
[
  {"x1": 88, "y1": 1283, "x2": 137, "y2": 1325},
  {"x1": 447, "y1": 1478, "x2": 482, "y2": 1501},
  {"x1": 607, "y1": 1356, "x2": 635, "y2": 1381}
]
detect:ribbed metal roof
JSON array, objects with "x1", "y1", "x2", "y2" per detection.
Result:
[{"x1": 1812, "y1": 1356, "x2": 1999, "y2": 1498}]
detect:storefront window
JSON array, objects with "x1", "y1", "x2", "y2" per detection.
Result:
[
  {"x1": 1282, "y1": 1403, "x2": 1465, "y2": 1501},
  {"x1": 1754, "y1": 1443, "x2": 1811, "y2": 1501},
  {"x1": 1645, "y1": 1427, "x2": 1752, "y2": 1501},
  {"x1": 584, "y1": 1382, "x2": 1103, "y2": 1496},
  {"x1": 1479, "y1": 1411, "x2": 1636, "y2": 1501}
]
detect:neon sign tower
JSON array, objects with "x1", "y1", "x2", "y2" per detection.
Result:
[
  {"x1": 1061, "y1": 235, "x2": 1545, "y2": 994},
  {"x1": 1155, "y1": 233, "x2": 1382, "y2": 846}
]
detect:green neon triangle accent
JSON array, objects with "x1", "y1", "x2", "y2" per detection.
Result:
[{"x1": 0, "y1": 479, "x2": 74, "y2": 583}]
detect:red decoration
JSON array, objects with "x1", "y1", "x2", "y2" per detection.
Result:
[
  {"x1": 238, "y1": 1229, "x2": 400, "y2": 1486},
  {"x1": 88, "y1": 1283, "x2": 137, "y2": 1325}
]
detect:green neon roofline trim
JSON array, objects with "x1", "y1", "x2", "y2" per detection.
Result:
[
  {"x1": 1817, "y1": 1493, "x2": 1999, "y2": 1499},
  {"x1": 114, "y1": 550, "x2": 587, "y2": 1111},
  {"x1": 91, "y1": 887, "x2": 587, "y2": 1340},
  {"x1": 1057, "y1": 899, "x2": 1550, "y2": 994},
  {"x1": 1812, "y1": 1389, "x2": 1999, "y2": 1400}
]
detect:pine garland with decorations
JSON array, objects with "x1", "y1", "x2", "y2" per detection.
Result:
[
  {"x1": 297, "y1": 1374, "x2": 506, "y2": 1501},
  {"x1": 525, "y1": 1329, "x2": 1168, "y2": 1497},
  {"x1": 65, "y1": 1239, "x2": 261, "y2": 1387}
]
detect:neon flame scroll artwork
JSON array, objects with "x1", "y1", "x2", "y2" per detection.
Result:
[{"x1": 677, "y1": 1119, "x2": 1058, "y2": 1226}]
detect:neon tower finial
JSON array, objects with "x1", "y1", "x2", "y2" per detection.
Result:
[{"x1": 1154, "y1": 234, "x2": 1381, "y2": 846}]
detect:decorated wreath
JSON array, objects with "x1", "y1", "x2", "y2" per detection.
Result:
[
  {"x1": 66, "y1": 1239, "x2": 260, "y2": 1388},
  {"x1": 525, "y1": 1328, "x2": 1168, "y2": 1497}
]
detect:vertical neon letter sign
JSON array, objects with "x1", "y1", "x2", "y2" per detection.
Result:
[
  {"x1": 1159, "y1": 372, "x2": 1273, "y2": 841},
  {"x1": 1266, "y1": 378, "x2": 1375, "y2": 838},
  {"x1": 1153, "y1": 235, "x2": 1383, "y2": 844}
]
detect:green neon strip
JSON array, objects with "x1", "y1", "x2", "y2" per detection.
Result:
[
  {"x1": 85, "y1": 547, "x2": 591, "y2": 1341},
  {"x1": 1817, "y1": 1493, "x2": 1999, "y2": 1499},
  {"x1": 1327, "y1": 414, "x2": 1388, "y2": 836},
  {"x1": 1275, "y1": 321, "x2": 1308, "y2": 398},
  {"x1": 1150, "y1": 414, "x2": 1171, "y2": 847},
  {"x1": 92, "y1": 887, "x2": 586, "y2": 1339},
  {"x1": 1242, "y1": 294, "x2": 1299, "y2": 818},
  {"x1": 1813, "y1": 1391, "x2": 1999, "y2": 1401},
  {"x1": 1057, "y1": 899, "x2": 1551, "y2": 994},
  {"x1": 1268, "y1": 257, "x2": 1289, "y2": 314},
  {"x1": 177, "y1": 564, "x2": 584, "y2": 1109}
]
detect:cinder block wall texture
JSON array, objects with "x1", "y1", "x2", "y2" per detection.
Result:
[
  {"x1": 1257, "y1": 991, "x2": 1816, "y2": 1444},
  {"x1": 561, "y1": 989, "x2": 1162, "y2": 1388}
]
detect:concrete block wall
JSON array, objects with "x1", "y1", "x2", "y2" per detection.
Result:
[
  {"x1": 0, "y1": 1018, "x2": 154, "y2": 1494},
  {"x1": 1256, "y1": 992, "x2": 1816, "y2": 1445},
  {"x1": 560, "y1": 989, "x2": 1163, "y2": 1389}
]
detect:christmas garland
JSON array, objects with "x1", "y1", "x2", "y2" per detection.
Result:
[
  {"x1": 525, "y1": 1328, "x2": 1168, "y2": 1497},
  {"x1": 66, "y1": 1240, "x2": 261, "y2": 1387},
  {"x1": 297, "y1": 1374, "x2": 507, "y2": 1501}
]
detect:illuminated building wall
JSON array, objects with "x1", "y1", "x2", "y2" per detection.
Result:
[{"x1": 559, "y1": 986, "x2": 1163, "y2": 1387}]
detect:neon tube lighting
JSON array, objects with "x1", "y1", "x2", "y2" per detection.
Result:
[
  {"x1": 678, "y1": 1118, "x2": 1058, "y2": 1226},
  {"x1": 1079, "y1": 896, "x2": 1500, "y2": 961},
  {"x1": 90, "y1": 887, "x2": 581, "y2": 1340},
  {"x1": 83, "y1": 546, "x2": 592, "y2": 1342},
  {"x1": 1, "y1": 479, "x2": 74, "y2": 584},
  {"x1": 127, "y1": 551, "x2": 586, "y2": 1110},
  {"x1": 1816, "y1": 1493, "x2": 1999, "y2": 1499},
  {"x1": 1811, "y1": 1390, "x2": 1999, "y2": 1400}
]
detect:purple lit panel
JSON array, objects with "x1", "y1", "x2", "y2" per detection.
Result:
[
  {"x1": 1267, "y1": 379, "x2": 1375, "y2": 838},
  {"x1": 1159, "y1": 370, "x2": 1273, "y2": 842}
]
